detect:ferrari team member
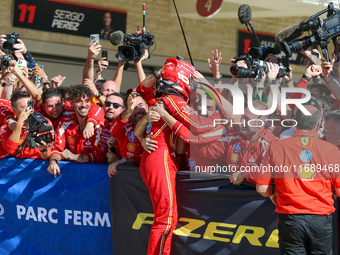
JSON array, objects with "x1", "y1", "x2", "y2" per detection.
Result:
[
  {"x1": 0, "y1": 91, "x2": 51, "y2": 159},
  {"x1": 36, "y1": 87, "x2": 105, "y2": 140},
  {"x1": 136, "y1": 58, "x2": 198, "y2": 255},
  {"x1": 107, "y1": 93, "x2": 147, "y2": 177},
  {"x1": 228, "y1": 101, "x2": 278, "y2": 185},
  {"x1": 48, "y1": 85, "x2": 108, "y2": 177},
  {"x1": 255, "y1": 104, "x2": 340, "y2": 254},
  {"x1": 323, "y1": 110, "x2": 340, "y2": 150}
]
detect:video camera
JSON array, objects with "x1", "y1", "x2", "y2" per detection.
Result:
[
  {"x1": 116, "y1": 29, "x2": 154, "y2": 61},
  {"x1": 232, "y1": 6, "x2": 289, "y2": 79},
  {"x1": 275, "y1": 2, "x2": 340, "y2": 60},
  {"x1": 230, "y1": 44, "x2": 289, "y2": 79},
  {"x1": 109, "y1": 3, "x2": 154, "y2": 62},
  {"x1": 27, "y1": 112, "x2": 54, "y2": 149}
]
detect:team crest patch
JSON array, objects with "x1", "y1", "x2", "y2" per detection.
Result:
[
  {"x1": 231, "y1": 154, "x2": 239, "y2": 163},
  {"x1": 68, "y1": 137, "x2": 75, "y2": 144},
  {"x1": 300, "y1": 150, "x2": 312, "y2": 162},
  {"x1": 128, "y1": 132, "x2": 136, "y2": 142},
  {"x1": 233, "y1": 143, "x2": 241, "y2": 153},
  {"x1": 128, "y1": 143, "x2": 135, "y2": 152},
  {"x1": 301, "y1": 137, "x2": 309, "y2": 146},
  {"x1": 298, "y1": 164, "x2": 316, "y2": 180}
]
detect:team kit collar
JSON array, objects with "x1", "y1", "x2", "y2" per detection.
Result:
[{"x1": 292, "y1": 130, "x2": 318, "y2": 138}]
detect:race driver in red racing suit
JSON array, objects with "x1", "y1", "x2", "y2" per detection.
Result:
[
  {"x1": 136, "y1": 58, "x2": 232, "y2": 255},
  {"x1": 136, "y1": 58, "x2": 197, "y2": 255}
]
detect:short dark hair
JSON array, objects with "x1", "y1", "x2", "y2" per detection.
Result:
[
  {"x1": 67, "y1": 85, "x2": 93, "y2": 101},
  {"x1": 324, "y1": 110, "x2": 340, "y2": 124},
  {"x1": 295, "y1": 106, "x2": 322, "y2": 130},
  {"x1": 313, "y1": 94, "x2": 331, "y2": 114},
  {"x1": 106, "y1": 92, "x2": 126, "y2": 108},
  {"x1": 10, "y1": 91, "x2": 30, "y2": 108},
  {"x1": 42, "y1": 88, "x2": 63, "y2": 104},
  {"x1": 309, "y1": 83, "x2": 331, "y2": 97},
  {"x1": 124, "y1": 92, "x2": 146, "y2": 107}
]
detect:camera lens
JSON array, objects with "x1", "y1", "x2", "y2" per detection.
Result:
[
  {"x1": 3, "y1": 39, "x2": 15, "y2": 51},
  {"x1": 122, "y1": 48, "x2": 132, "y2": 58}
]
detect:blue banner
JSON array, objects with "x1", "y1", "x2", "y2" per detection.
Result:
[
  {"x1": 110, "y1": 168, "x2": 339, "y2": 255},
  {"x1": 0, "y1": 157, "x2": 112, "y2": 255}
]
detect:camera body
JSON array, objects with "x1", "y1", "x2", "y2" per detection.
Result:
[
  {"x1": 230, "y1": 49, "x2": 289, "y2": 79},
  {"x1": 27, "y1": 112, "x2": 54, "y2": 149},
  {"x1": 0, "y1": 55, "x2": 12, "y2": 69},
  {"x1": 3, "y1": 32, "x2": 20, "y2": 52},
  {"x1": 117, "y1": 30, "x2": 154, "y2": 61},
  {"x1": 281, "y1": 3, "x2": 340, "y2": 57}
]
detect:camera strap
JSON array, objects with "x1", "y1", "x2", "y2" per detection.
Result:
[{"x1": 14, "y1": 128, "x2": 31, "y2": 156}]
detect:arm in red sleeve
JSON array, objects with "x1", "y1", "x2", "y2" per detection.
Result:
[
  {"x1": 0, "y1": 109, "x2": 15, "y2": 126},
  {"x1": 172, "y1": 120, "x2": 226, "y2": 144},
  {"x1": 87, "y1": 103, "x2": 105, "y2": 126},
  {"x1": 50, "y1": 119, "x2": 67, "y2": 159},
  {"x1": 136, "y1": 82, "x2": 156, "y2": 106},
  {"x1": 87, "y1": 124, "x2": 109, "y2": 163},
  {"x1": 162, "y1": 95, "x2": 222, "y2": 134},
  {"x1": 1, "y1": 125, "x2": 20, "y2": 155}
]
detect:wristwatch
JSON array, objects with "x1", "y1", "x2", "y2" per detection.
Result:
[
  {"x1": 214, "y1": 75, "x2": 223, "y2": 83},
  {"x1": 269, "y1": 80, "x2": 277, "y2": 85},
  {"x1": 96, "y1": 91, "x2": 103, "y2": 99}
]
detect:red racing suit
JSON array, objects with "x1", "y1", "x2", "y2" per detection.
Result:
[
  {"x1": 226, "y1": 127, "x2": 278, "y2": 183},
  {"x1": 140, "y1": 93, "x2": 225, "y2": 254},
  {"x1": 50, "y1": 113, "x2": 108, "y2": 163},
  {"x1": 109, "y1": 115, "x2": 143, "y2": 165},
  {"x1": 0, "y1": 99, "x2": 14, "y2": 159},
  {"x1": 36, "y1": 102, "x2": 104, "y2": 130},
  {"x1": 0, "y1": 124, "x2": 43, "y2": 159}
]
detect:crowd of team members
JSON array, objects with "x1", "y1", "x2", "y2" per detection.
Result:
[
  {"x1": 0, "y1": 36, "x2": 339, "y2": 178},
  {"x1": 1, "y1": 34, "x2": 340, "y2": 254}
]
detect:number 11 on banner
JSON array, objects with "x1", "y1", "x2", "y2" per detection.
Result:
[{"x1": 18, "y1": 4, "x2": 37, "y2": 23}]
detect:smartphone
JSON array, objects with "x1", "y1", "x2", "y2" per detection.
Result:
[
  {"x1": 27, "y1": 59, "x2": 37, "y2": 77},
  {"x1": 102, "y1": 50, "x2": 108, "y2": 59},
  {"x1": 18, "y1": 59, "x2": 27, "y2": 69},
  {"x1": 35, "y1": 76, "x2": 43, "y2": 88},
  {"x1": 27, "y1": 59, "x2": 37, "y2": 69},
  {"x1": 90, "y1": 34, "x2": 100, "y2": 45},
  {"x1": 26, "y1": 99, "x2": 35, "y2": 112}
]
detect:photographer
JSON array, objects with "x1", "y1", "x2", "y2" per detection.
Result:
[{"x1": 0, "y1": 91, "x2": 51, "y2": 159}]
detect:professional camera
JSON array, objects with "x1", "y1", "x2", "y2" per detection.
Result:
[
  {"x1": 109, "y1": 4, "x2": 154, "y2": 62},
  {"x1": 26, "y1": 112, "x2": 54, "y2": 149},
  {"x1": 230, "y1": 53, "x2": 289, "y2": 79},
  {"x1": 275, "y1": 2, "x2": 340, "y2": 59},
  {"x1": 116, "y1": 29, "x2": 154, "y2": 62},
  {"x1": 248, "y1": 44, "x2": 281, "y2": 60},
  {"x1": 2, "y1": 32, "x2": 20, "y2": 52},
  {"x1": 0, "y1": 55, "x2": 12, "y2": 69}
]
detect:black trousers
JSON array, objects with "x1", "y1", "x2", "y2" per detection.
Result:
[{"x1": 278, "y1": 214, "x2": 333, "y2": 255}]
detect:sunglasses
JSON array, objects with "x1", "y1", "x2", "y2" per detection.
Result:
[{"x1": 104, "y1": 101, "x2": 122, "y2": 109}]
